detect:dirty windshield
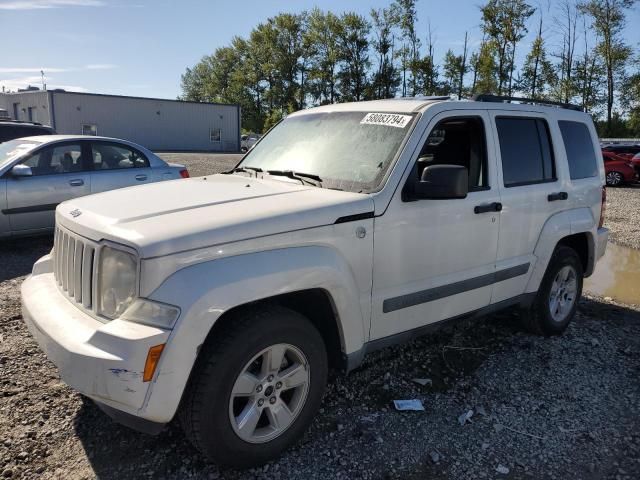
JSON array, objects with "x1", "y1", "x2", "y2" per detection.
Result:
[{"x1": 238, "y1": 111, "x2": 416, "y2": 192}]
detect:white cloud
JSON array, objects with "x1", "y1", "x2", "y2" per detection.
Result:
[
  {"x1": 0, "y1": 0, "x2": 104, "y2": 10},
  {"x1": 0, "y1": 67, "x2": 69, "y2": 73},
  {"x1": 85, "y1": 64, "x2": 117, "y2": 70},
  {"x1": 0, "y1": 75, "x2": 88, "y2": 93}
]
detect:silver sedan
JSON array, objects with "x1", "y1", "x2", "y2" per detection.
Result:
[{"x1": 0, "y1": 135, "x2": 189, "y2": 238}]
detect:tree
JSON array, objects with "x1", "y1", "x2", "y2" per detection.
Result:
[
  {"x1": 472, "y1": 38, "x2": 499, "y2": 94},
  {"x1": 620, "y1": 66, "x2": 640, "y2": 135},
  {"x1": 392, "y1": 0, "x2": 421, "y2": 96},
  {"x1": 304, "y1": 8, "x2": 342, "y2": 105},
  {"x1": 553, "y1": 0, "x2": 580, "y2": 103},
  {"x1": 579, "y1": 0, "x2": 636, "y2": 133},
  {"x1": 337, "y1": 13, "x2": 371, "y2": 101},
  {"x1": 518, "y1": 16, "x2": 557, "y2": 98},
  {"x1": 370, "y1": 7, "x2": 400, "y2": 98},
  {"x1": 480, "y1": 0, "x2": 535, "y2": 95}
]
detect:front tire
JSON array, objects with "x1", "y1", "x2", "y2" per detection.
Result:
[
  {"x1": 521, "y1": 245, "x2": 583, "y2": 336},
  {"x1": 180, "y1": 305, "x2": 328, "y2": 468}
]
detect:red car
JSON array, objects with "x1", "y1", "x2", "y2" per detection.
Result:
[{"x1": 602, "y1": 151, "x2": 638, "y2": 186}]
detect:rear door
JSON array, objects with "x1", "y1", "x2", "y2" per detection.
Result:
[
  {"x1": 4, "y1": 141, "x2": 91, "y2": 233},
  {"x1": 89, "y1": 140, "x2": 153, "y2": 193},
  {"x1": 490, "y1": 112, "x2": 567, "y2": 303}
]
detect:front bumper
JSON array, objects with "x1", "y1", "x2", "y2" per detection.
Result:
[{"x1": 21, "y1": 255, "x2": 170, "y2": 419}]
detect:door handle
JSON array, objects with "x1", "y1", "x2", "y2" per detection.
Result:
[
  {"x1": 548, "y1": 192, "x2": 568, "y2": 201},
  {"x1": 69, "y1": 179, "x2": 84, "y2": 186},
  {"x1": 474, "y1": 202, "x2": 502, "y2": 214},
  {"x1": 135, "y1": 174, "x2": 148, "y2": 181}
]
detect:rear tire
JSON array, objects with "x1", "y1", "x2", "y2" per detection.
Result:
[
  {"x1": 179, "y1": 305, "x2": 328, "y2": 468},
  {"x1": 521, "y1": 245, "x2": 583, "y2": 336}
]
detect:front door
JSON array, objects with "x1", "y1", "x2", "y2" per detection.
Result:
[
  {"x1": 5, "y1": 142, "x2": 91, "y2": 233},
  {"x1": 370, "y1": 110, "x2": 501, "y2": 340}
]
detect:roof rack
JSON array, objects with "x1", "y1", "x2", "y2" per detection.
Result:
[
  {"x1": 399, "y1": 95, "x2": 451, "y2": 101},
  {"x1": 472, "y1": 94, "x2": 583, "y2": 112}
]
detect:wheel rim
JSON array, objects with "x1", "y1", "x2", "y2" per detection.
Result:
[
  {"x1": 548, "y1": 265, "x2": 578, "y2": 322},
  {"x1": 228, "y1": 343, "x2": 310, "y2": 444},
  {"x1": 606, "y1": 171, "x2": 622, "y2": 185}
]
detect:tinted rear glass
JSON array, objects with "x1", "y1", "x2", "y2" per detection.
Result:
[
  {"x1": 559, "y1": 121, "x2": 598, "y2": 179},
  {"x1": 496, "y1": 117, "x2": 555, "y2": 187}
]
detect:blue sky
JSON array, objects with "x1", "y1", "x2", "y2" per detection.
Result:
[{"x1": 1, "y1": 0, "x2": 638, "y2": 99}]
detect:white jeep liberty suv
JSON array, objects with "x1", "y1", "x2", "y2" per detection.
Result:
[{"x1": 22, "y1": 95, "x2": 609, "y2": 467}]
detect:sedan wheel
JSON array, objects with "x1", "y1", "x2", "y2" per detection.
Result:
[{"x1": 606, "y1": 171, "x2": 623, "y2": 186}]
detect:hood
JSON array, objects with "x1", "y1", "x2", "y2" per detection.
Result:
[{"x1": 56, "y1": 174, "x2": 374, "y2": 258}]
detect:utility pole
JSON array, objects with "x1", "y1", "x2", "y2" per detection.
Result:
[{"x1": 41, "y1": 70, "x2": 46, "y2": 90}]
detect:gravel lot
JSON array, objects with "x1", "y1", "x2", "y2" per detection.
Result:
[
  {"x1": 1, "y1": 153, "x2": 639, "y2": 479},
  {"x1": 602, "y1": 184, "x2": 640, "y2": 250}
]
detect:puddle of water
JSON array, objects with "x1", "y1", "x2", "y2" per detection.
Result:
[{"x1": 584, "y1": 242, "x2": 640, "y2": 305}]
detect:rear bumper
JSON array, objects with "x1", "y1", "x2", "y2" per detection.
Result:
[
  {"x1": 596, "y1": 227, "x2": 609, "y2": 261},
  {"x1": 21, "y1": 255, "x2": 171, "y2": 418}
]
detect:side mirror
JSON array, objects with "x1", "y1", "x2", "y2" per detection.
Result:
[
  {"x1": 11, "y1": 164, "x2": 33, "y2": 177},
  {"x1": 412, "y1": 164, "x2": 468, "y2": 199}
]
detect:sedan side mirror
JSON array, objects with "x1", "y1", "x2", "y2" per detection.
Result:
[
  {"x1": 11, "y1": 164, "x2": 33, "y2": 177},
  {"x1": 412, "y1": 164, "x2": 468, "y2": 199}
]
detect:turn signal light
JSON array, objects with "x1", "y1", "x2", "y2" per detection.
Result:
[
  {"x1": 179, "y1": 169, "x2": 190, "y2": 179},
  {"x1": 143, "y1": 344, "x2": 165, "y2": 382}
]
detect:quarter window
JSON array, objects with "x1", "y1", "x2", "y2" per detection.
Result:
[
  {"x1": 91, "y1": 142, "x2": 149, "y2": 170},
  {"x1": 496, "y1": 117, "x2": 556, "y2": 187},
  {"x1": 558, "y1": 121, "x2": 598, "y2": 179}
]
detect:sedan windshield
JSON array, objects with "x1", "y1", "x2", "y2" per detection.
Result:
[
  {"x1": 238, "y1": 111, "x2": 417, "y2": 192},
  {"x1": 0, "y1": 139, "x2": 40, "y2": 170}
]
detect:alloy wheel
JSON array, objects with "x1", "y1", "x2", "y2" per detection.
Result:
[
  {"x1": 228, "y1": 343, "x2": 310, "y2": 444},
  {"x1": 548, "y1": 265, "x2": 578, "y2": 322}
]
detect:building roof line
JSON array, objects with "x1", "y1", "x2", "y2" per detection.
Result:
[{"x1": 1, "y1": 90, "x2": 239, "y2": 108}]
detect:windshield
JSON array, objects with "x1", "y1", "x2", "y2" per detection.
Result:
[
  {"x1": 0, "y1": 139, "x2": 40, "y2": 170},
  {"x1": 238, "y1": 111, "x2": 416, "y2": 192}
]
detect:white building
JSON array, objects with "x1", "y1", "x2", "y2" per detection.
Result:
[{"x1": 0, "y1": 89, "x2": 241, "y2": 152}]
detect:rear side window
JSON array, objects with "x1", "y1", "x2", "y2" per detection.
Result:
[
  {"x1": 496, "y1": 117, "x2": 556, "y2": 187},
  {"x1": 558, "y1": 121, "x2": 598, "y2": 179}
]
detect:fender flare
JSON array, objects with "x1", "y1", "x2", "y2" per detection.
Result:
[
  {"x1": 139, "y1": 245, "x2": 367, "y2": 422},
  {"x1": 525, "y1": 207, "x2": 596, "y2": 293}
]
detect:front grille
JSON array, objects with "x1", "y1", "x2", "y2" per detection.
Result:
[{"x1": 53, "y1": 226, "x2": 97, "y2": 310}]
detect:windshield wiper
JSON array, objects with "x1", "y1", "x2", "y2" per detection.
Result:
[
  {"x1": 266, "y1": 170, "x2": 323, "y2": 187},
  {"x1": 227, "y1": 166, "x2": 263, "y2": 177}
]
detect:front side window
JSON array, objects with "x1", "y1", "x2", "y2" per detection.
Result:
[
  {"x1": 496, "y1": 117, "x2": 555, "y2": 187},
  {"x1": 22, "y1": 143, "x2": 85, "y2": 175},
  {"x1": 91, "y1": 142, "x2": 149, "y2": 170},
  {"x1": 239, "y1": 111, "x2": 417, "y2": 192},
  {"x1": 414, "y1": 116, "x2": 488, "y2": 191},
  {"x1": 558, "y1": 121, "x2": 598, "y2": 179}
]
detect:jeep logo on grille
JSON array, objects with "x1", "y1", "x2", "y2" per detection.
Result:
[{"x1": 69, "y1": 209, "x2": 82, "y2": 218}]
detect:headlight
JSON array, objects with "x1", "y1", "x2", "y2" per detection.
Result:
[{"x1": 98, "y1": 246, "x2": 137, "y2": 319}]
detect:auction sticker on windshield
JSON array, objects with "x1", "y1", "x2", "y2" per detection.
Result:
[{"x1": 361, "y1": 112, "x2": 412, "y2": 128}]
